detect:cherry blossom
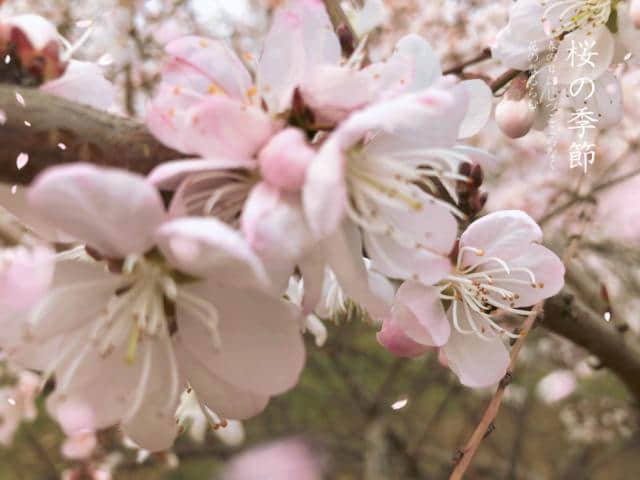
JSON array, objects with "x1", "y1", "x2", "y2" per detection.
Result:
[
  {"x1": 0, "y1": 164, "x2": 305, "y2": 452},
  {"x1": 378, "y1": 211, "x2": 565, "y2": 388}
]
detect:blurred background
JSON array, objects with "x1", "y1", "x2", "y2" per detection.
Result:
[{"x1": 1, "y1": 0, "x2": 640, "y2": 478}]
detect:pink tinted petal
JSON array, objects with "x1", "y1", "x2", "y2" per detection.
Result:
[
  {"x1": 121, "y1": 341, "x2": 180, "y2": 452},
  {"x1": 343, "y1": 87, "x2": 468, "y2": 156},
  {"x1": 536, "y1": 369, "x2": 577, "y2": 404},
  {"x1": 494, "y1": 243, "x2": 565, "y2": 307},
  {"x1": 0, "y1": 245, "x2": 54, "y2": 312},
  {"x1": 392, "y1": 281, "x2": 449, "y2": 347},
  {"x1": 148, "y1": 157, "x2": 256, "y2": 190},
  {"x1": 241, "y1": 182, "x2": 311, "y2": 290},
  {"x1": 303, "y1": 138, "x2": 348, "y2": 238},
  {"x1": 175, "y1": 282, "x2": 305, "y2": 396},
  {"x1": 298, "y1": 247, "x2": 326, "y2": 315},
  {"x1": 146, "y1": 83, "x2": 200, "y2": 154},
  {"x1": 377, "y1": 317, "x2": 432, "y2": 358},
  {"x1": 28, "y1": 165, "x2": 166, "y2": 258},
  {"x1": 457, "y1": 80, "x2": 492, "y2": 139},
  {"x1": 186, "y1": 96, "x2": 276, "y2": 160},
  {"x1": 164, "y1": 36, "x2": 252, "y2": 101},
  {"x1": 157, "y1": 217, "x2": 268, "y2": 288},
  {"x1": 459, "y1": 210, "x2": 543, "y2": 265},
  {"x1": 41, "y1": 61, "x2": 116, "y2": 111},
  {"x1": 258, "y1": 128, "x2": 314, "y2": 192},
  {"x1": 442, "y1": 318, "x2": 509, "y2": 388},
  {"x1": 365, "y1": 232, "x2": 452, "y2": 285},
  {"x1": 300, "y1": 65, "x2": 373, "y2": 124},
  {"x1": 373, "y1": 34, "x2": 441, "y2": 95},
  {"x1": 174, "y1": 341, "x2": 270, "y2": 420},
  {"x1": 323, "y1": 223, "x2": 391, "y2": 320},
  {"x1": 491, "y1": 0, "x2": 547, "y2": 70},
  {"x1": 258, "y1": 0, "x2": 341, "y2": 112}
]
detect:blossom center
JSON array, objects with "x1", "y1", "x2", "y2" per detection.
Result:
[
  {"x1": 542, "y1": 0, "x2": 612, "y2": 36},
  {"x1": 438, "y1": 246, "x2": 544, "y2": 340}
]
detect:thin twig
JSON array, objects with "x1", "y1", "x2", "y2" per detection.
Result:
[
  {"x1": 443, "y1": 48, "x2": 492, "y2": 75},
  {"x1": 449, "y1": 233, "x2": 583, "y2": 480}
]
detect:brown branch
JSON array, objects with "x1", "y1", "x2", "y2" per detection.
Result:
[
  {"x1": 322, "y1": 0, "x2": 357, "y2": 56},
  {"x1": 443, "y1": 48, "x2": 491, "y2": 76},
  {"x1": 0, "y1": 84, "x2": 180, "y2": 185},
  {"x1": 542, "y1": 289, "x2": 640, "y2": 401},
  {"x1": 491, "y1": 69, "x2": 522, "y2": 93}
]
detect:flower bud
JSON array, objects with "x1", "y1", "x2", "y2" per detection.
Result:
[
  {"x1": 258, "y1": 128, "x2": 314, "y2": 193},
  {"x1": 496, "y1": 74, "x2": 536, "y2": 139},
  {"x1": 0, "y1": 15, "x2": 66, "y2": 83},
  {"x1": 631, "y1": 0, "x2": 640, "y2": 28},
  {"x1": 495, "y1": 96, "x2": 536, "y2": 139}
]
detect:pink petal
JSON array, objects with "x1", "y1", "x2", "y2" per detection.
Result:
[
  {"x1": 41, "y1": 61, "x2": 116, "y2": 111},
  {"x1": 392, "y1": 281, "x2": 450, "y2": 347},
  {"x1": 174, "y1": 342, "x2": 270, "y2": 420},
  {"x1": 0, "y1": 245, "x2": 54, "y2": 312},
  {"x1": 185, "y1": 96, "x2": 276, "y2": 160},
  {"x1": 302, "y1": 138, "x2": 348, "y2": 238},
  {"x1": 300, "y1": 65, "x2": 374, "y2": 124},
  {"x1": 164, "y1": 36, "x2": 252, "y2": 102},
  {"x1": 457, "y1": 80, "x2": 492, "y2": 139},
  {"x1": 442, "y1": 313, "x2": 510, "y2": 388},
  {"x1": 323, "y1": 223, "x2": 391, "y2": 320},
  {"x1": 377, "y1": 316, "x2": 432, "y2": 358},
  {"x1": 157, "y1": 217, "x2": 269, "y2": 288},
  {"x1": 121, "y1": 341, "x2": 180, "y2": 452},
  {"x1": 241, "y1": 182, "x2": 312, "y2": 290},
  {"x1": 459, "y1": 210, "x2": 543, "y2": 265},
  {"x1": 258, "y1": 0, "x2": 341, "y2": 113},
  {"x1": 28, "y1": 165, "x2": 167, "y2": 258},
  {"x1": 174, "y1": 282, "x2": 306, "y2": 396}
]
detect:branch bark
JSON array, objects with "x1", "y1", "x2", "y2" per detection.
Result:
[
  {"x1": 542, "y1": 289, "x2": 640, "y2": 402},
  {"x1": 0, "y1": 84, "x2": 179, "y2": 185}
]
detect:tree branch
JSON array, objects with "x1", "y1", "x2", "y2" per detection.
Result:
[
  {"x1": 542, "y1": 289, "x2": 640, "y2": 402},
  {"x1": 0, "y1": 84, "x2": 179, "y2": 185}
]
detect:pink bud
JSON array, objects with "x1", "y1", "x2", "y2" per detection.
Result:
[
  {"x1": 495, "y1": 97, "x2": 535, "y2": 139},
  {"x1": 258, "y1": 128, "x2": 314, "y2": 193},
  {"x1": 376, "y1": 318, "x2": 431, "y2": 358},
  {"x1": 631, "y1": 0, "x2": 640, "y2": 28}
]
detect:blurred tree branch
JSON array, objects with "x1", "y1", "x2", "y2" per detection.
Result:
[{"x1": 0, "y1": 84, "x2": 179, "y2": 184}]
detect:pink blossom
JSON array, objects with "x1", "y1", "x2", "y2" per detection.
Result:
[
  {"x1": 221, "y1": 438, "x2": 325, "y2": 480},
  {"x1": 0, "y1": 164, "x2": 305, "y2": 452},
  {"x1": 378, "y1": 211, "x2": 565, "y2": 388}
]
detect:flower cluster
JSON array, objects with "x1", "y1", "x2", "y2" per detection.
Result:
[{"x1": 0, "y1": 0, "x2": 567, "y2": 452}]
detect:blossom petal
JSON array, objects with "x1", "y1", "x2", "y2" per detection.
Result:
[
  {"x1": 175, "y1": 282, "x2": 305, "y2": 396},
  {"x1": 174, "y1": 342, "x2": 270, "y2": 420},
  {"x1": 241, "y1": 182, "x2": 312, "y2": 291},
  {"x1": 303, "y1": 138, "x2": 348, "y2": 238},
  {"x1": 28, "y1": 165, "x2": 166, "y2": 258},
  {"x1": 121, "y1": 340, "x2": 180, "y2": 452},
  {"x1": 392, "y1": 281, "x2": 449, "y2": 347},
  {"x1": 0, "y1": 245, "x2": 54, "y2": 313},
  {"x1": 157, "y1": 217, "x2": 269, "y2": 289},
  {"x1": 376, "y1": 316, "x2": 432, "y2": 358},
  {"x1": 258, "y1": 0, "x2": 341, "y2": 113},
  {"x1": 459, "y1": 210, "x2": 543, "y2": 265},
  {"x1": 457, "y1": 80, "x2": 492, "y2": 138},
  {"x1": 442, "y1": 311, "x2": 509, "y2": 388},
  {"x1": 41, "y1": 61, "x2": 116, "y2": 111},
  {"x1": 164, "y1": 36, "x2": 252, "y2": 101},
  {"x1": 185, "y1": 96, "x2": 276, "y2": 160}
]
